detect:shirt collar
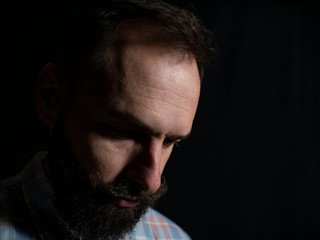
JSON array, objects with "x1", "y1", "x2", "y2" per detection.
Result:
[{"x1": 21, "y1": 151, "x2": 64, "y2": 240}]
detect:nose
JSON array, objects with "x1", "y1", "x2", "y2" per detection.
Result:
[{"x1": 126, "y1": 140, "x2": 163, "y2": 193}]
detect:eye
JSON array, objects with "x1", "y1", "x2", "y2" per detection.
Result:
[
  {"x1": 96, "y1": 123, "x2": 137, "y2": 140},
  {"x1": 163, "y1": 138, "x2": 182, "y2": 148}
]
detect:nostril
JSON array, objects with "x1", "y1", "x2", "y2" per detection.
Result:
[
  {"x1": 126, "y1": 167, "x2": 161, "y2": 194},
  {"x1": 127, "y1": 179, "x2": 145, "y2": 196}
]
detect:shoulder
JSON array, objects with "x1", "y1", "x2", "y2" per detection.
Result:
[
  {"x1": 128, "y1": 208, "x2": 191, "y2": 240},
  {"x1": 0, "y1": 174, "x2": 23, "y2": 218},
  {"x1": 0, "y1": 175, "x2": 38, "y2": 239}
]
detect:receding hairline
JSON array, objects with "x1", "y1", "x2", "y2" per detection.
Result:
[{"x1": 101, "y1": 18, "x2": 198, "y2": 80}]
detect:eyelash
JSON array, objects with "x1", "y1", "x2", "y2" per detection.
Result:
[
  {"x1": 109, "y1": 126, "x2": 139, "y2": 140},
  {"x1": 163, "y1": 138, "x2": 181, "y2": 148},
  {"x1": 98, "y1": 124, "x2": 182, "y2": 147},
  {"x1": 96, "y1": 124, "x2": 133, "y2": 139}
]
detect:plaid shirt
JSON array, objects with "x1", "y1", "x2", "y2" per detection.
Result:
[{"x1": 0, "y1": 152, "x2": 191, "y2": 240}]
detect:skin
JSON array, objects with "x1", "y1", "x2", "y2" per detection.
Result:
[{"x1": 37, "y1": 23, "x2": 201, "y2": 207}]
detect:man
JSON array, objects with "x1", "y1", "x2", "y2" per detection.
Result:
[{"x1": 0, "y1": 0, "x2": 213, "y2": 239}]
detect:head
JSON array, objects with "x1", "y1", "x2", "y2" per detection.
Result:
[{"x1": 36, "y1": 0, "x2": 213, "y2": 239}]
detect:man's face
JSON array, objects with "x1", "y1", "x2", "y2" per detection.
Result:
[
  {"x1": 48, "y1": 26, "x2": 200, "y2": 239},
  {"x1": 63, "y1": 45, "x2": 200, "y2": 194}
]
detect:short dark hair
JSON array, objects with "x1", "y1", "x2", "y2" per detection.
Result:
[{"x1": 57, "y1": 0, "x2": 214, "y2": 87}]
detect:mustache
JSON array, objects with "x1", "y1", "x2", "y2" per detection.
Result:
[{"x1": 92, "y1": 176, "x2": 168, "y2": 207}]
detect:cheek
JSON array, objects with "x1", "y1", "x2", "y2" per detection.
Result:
[
  {"x1": 86, "y1": 133, "x2": 135, "y2": 182},
  {"x1": 160, "y1": 147, "x2": 173, "y2": 173}
]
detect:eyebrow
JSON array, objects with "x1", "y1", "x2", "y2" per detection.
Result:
[{"x1": 104, "y1": 108, "x2": 192, "y2": 140}]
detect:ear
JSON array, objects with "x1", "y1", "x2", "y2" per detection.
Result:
[{"x1": 36, "y1": 63, "x2": 64, "y2": 129}]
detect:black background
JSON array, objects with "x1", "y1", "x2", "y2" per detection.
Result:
[{"x1": 1, "y1": 0, "x2": 320, "y2": 239}]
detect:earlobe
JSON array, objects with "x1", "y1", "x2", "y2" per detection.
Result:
[{"x1": 37, "y1": 62, "x2": 63, "y2": 128}]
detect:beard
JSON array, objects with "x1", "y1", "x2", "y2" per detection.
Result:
[{"x1": 47, "y1": 120, "x2": 168, "y2": 240}]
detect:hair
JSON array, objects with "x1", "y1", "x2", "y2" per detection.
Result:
[{"x1": 56, "y1": 0, "x2": 215, "y2": 89}]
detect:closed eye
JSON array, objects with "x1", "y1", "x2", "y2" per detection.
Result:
[
  {"x1": 96, "y1": 123, "x2": 141, "y2": 141},
  {"x1": 163, "y1": 138, "x2": 182, "y2": 148}
]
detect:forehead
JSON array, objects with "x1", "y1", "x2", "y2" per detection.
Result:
[
  {"x1": 113, "y1": 20, "x2": 199, "y2": 97},
  {"x1": 74, "y1": 22, "x2": 200, "y2": 136}
]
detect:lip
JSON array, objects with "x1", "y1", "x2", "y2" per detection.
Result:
[{"x1": 108, "y1": 196, "x2": 141, "y2": 208}]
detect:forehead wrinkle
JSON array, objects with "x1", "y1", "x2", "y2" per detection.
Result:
[
  {"x1": 121, "y1": 67, "x2": 200, "y2": 116},
  {"x1": 127, "y1": 96, "x2": 193, "y2": 126},
  {"x1": 120, "y1": 55, "x2": 199, "y2": 112},
  {"x1": 133, "y1": 77, "x2": 198, "y2": 103},
  {"x1": 134, "y1": 90, "x2": 196, "y2": 115}
]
